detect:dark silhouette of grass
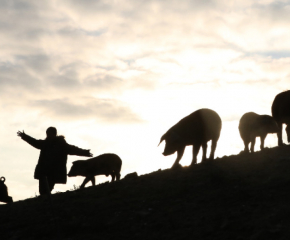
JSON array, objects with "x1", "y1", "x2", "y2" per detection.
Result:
[{"x1": 1, "y1": 145, "x2": 290, "y2": 239}]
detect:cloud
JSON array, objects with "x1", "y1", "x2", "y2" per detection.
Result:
[
  {"x1": 0, "y1": 0, "x2": 289, "y2": 115},
  {"x1": 84, "y1": 74, "x2": 123, "y2": 89},
  {"x1": 30, "y1": 97, "x2": 143, "y2": 123},
  {"x1": 0, "y1": 61, "x2": 42, "y2": 92},
  {"x1": 1, "y1": 0, "x2": 288, "y2": 95}
]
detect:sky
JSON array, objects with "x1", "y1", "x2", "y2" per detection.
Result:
[{"x1": 0, "y1": 0, "x2": 290, "y2": 201}]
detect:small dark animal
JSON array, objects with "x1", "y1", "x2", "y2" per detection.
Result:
[
  {"x1": 0, "y1": 177, "x2": 13, "y2": 203},
  {"x1": 239, "y1": 112, "x2": 278, "y2": 153},
  {"x1": 271, "y1": 90, "x2": 290, "y2": 146},
  {"x1": 68, "y1": 153, "x2": 122, "y2": 188},
  {"x1": 124, "y1": 172, "x2": 138, "y2": 180},
  {"x1": 158, "y1": 108, "x2": 222, "y2": 168}
]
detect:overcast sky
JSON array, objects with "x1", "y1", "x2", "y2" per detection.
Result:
[{"x1": 0, "y1": 0, "x2": 289, "y2": 201}]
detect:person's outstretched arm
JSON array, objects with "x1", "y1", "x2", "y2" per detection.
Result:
[
  {"x1": 17, "y1": 130, "x2": 44, "y2": 150},
  {"x1": 66, "y1": 144, "x2": 92, "y2": 157}
]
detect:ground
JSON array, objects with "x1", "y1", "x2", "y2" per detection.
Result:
[{"x1": 1, "y1": 145, "x2": 290, "y2": 240}]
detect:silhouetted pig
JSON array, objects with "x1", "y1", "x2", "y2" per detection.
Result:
[
  {"x1": 68, "y1": 153, "x2": 122, "y2": 188},
  {"x1": 159, "y1": 108, "x2": 222, "y2": 168},
  {"x1": 271, "y1": 90, "x2": 290, "y2": 146},
  {"x1": 239, "y1": 112, "x2": 278, "y2": 153},
  {"x1": 0, "y1": 177, "x2": 13, "y2": 203}
]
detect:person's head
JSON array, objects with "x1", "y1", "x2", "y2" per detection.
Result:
[{"x1": 46, "y1": 127, "x2": 57, "y2": 139}]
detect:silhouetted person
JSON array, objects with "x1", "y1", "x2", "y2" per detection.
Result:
[
  {"x1": 17, "y1": 127, "x2": 92, "y2": 195},
  {"x1": 0, "y1": 177, "x2": 13, "y2": 203}
]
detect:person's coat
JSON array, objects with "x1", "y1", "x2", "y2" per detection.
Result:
[{"x1": 21, "y1": 134, "x2": 91, "y2": 183}]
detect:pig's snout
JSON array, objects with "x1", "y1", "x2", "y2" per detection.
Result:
[{"x1": 162, "y1": 150, "x2": 173, "y2": 156}]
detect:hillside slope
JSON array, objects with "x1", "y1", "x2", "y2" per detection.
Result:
[{"x1": 1, "y1": 146, "x2": 290, "y2": 240}]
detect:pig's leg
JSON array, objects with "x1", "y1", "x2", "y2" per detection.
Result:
[
  {"x1": 80, "y1": 177, "x2": 91, "y2": 189},
  {"x1": 111, "y1": 173, "x2": 116, "y2": 182},
  {"x1": 243, "y1": 139, "x2": 250, "y2": 153},
  {"x1": 91, "y1": 176, "x2": 95, "y2": 186},
  {"x1": 209, "y1": 139, "x2": 217, "y2": 160},
  {"x1": 191, "y1": 143, "x2": 201, "y2": 165},
  {"x1": 260, "y1": 133, "x2": 267, "y2": 150},
  {"x1": 277, "y1": 122, "x2": 283, "y2": 146},
  {"x1": 250, "y1": 136, "x2": 256, "y2": 153},
  {"x1": 171, "y1": 147, "x2": 185, "y2": 168},
  {"x1": 116, "y1": 172, "x2": 121, "y2": 181},
  {"x1": 201, "y1": 142, "x2": 208, "y2": 162}
]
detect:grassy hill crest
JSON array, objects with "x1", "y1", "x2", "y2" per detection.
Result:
[{"x1": 1, "y1": 145, "x2": 290, "y2": 240}]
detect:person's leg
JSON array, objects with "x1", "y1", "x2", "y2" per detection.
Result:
[
  {"x1": 39, "y1": 177, "x2": 55, "y2": 195},
  {"x1": 47, "y1": 177, "x2": 55, "y2": 192}
]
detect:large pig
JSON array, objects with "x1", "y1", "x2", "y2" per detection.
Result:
[
  {"x1": 271, "y1": 90, "x2": 290, "y2": 146},
  {"x1": 158, "y1": 108, "x2": 222, "y2": 168},
  {"x1": 68, "y1": 153, "x2": 122, "y2": 189},
  {"x1": 0, "y1": 177, "x2": 13, "y2": 203},
  {"x1": 239, "y1": 112, "x2": 278, "y2": 153}
]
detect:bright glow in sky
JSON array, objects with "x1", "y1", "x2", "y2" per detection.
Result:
[{"x1": 0, "y1": 0, "x2": 290, "y2": 201}]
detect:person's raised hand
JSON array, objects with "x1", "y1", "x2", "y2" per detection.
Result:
[{"x1": 17, "y1": 130, "x2": 26, "y2": 138}]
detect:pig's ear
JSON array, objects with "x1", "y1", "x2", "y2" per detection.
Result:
[{"x1": 158, "y1": 134, "x2": 166, "y2": 146}]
